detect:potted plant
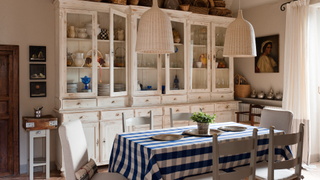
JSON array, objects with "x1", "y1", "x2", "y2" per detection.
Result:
[{"x1": 190, "y1": 111, "x2": 216, "y2": 134}]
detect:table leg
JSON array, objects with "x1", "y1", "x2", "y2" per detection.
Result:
[
  {"x1": 46, "y1": 129, "x2": 50, "y2": 179},
  {"x1": 29, "y1": 132, "x2": 33, "y2": 180}
]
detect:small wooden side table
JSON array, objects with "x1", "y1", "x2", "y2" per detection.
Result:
[{"x1": 23, "y1": 115, "x2": 58, "y2": 180}]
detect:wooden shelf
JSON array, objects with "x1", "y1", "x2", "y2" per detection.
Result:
[
  {"x1": 235, "y1": 97, "x2": 282, "y2": 107},
  {"x1": 98, "y1": 40, "x2": 125, "y2": 43},
  {"x1": 67, "y1": 38, "x2": 91, "y2": 41},
  {"x1": 215, "y1": 46, "x2": 224, "y2": 49},
  {"x1": 137, "y1": 67, "x2": 157, "y2": 70},
  {"x1": 216, "y1": 68, "x2": 229, "y2": 71},
  {"x1": 192, "y1": 44, "x2": 207, "y2": 48},
  {"x1": 174, "y1": 43, "x2": 184, "y2": 46}
]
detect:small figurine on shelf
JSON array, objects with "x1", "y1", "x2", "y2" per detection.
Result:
[
  {"x1": 199, "y1": 54, "x2": 207, "y2": 67},
  {"x1": 81, "y1": 76, "x2": 91, "y2": 92},
  {"x1": 118, "y1": 29, "x2": 125, "y2": 41},
  {"x1": 267, "y1": 88, "x2": 274, "y2": 99},
  {"x1": 173, "y1": 75, "x2": 179, "y2": 90},
  {"x1": 172, "y1": 28, "x2": 180, "y2": 43}
]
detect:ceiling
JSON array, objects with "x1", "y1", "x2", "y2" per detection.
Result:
[{"x1": 227, "y1": 0, "x2": 286, "y2": 13}]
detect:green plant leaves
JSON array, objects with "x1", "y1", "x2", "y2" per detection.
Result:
[{"x1": 190, "y1": 111, "x2": 216, "y2": 123}]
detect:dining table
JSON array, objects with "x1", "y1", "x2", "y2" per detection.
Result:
[{"x1": 108, "y1": 122, "x2": 293, "y2": 180}]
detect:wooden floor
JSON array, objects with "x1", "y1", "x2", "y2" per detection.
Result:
[{"x1": 1, "y1": 162, "x2": 320, "y2": 179}]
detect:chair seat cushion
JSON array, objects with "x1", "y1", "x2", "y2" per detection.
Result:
[
  {"x1": 75, "y1": 159, "x2": 98, "y2": 180},
  {"x1": 91, "y1": 172, "x2": 128, "y2": 180},
  {"x1": 255, "y1": 161, "x2": 298, "y2": 180}
]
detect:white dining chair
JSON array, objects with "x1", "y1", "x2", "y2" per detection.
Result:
[
  {"x1": 259, "y1": 108, "x2": 293, "y2": 134},
  {"x1": 170, "y1": 108, "x2": 194, "y2": 127},
  {"x1": 59, "y1": 120, "x2": 127, "y2": 180},
  {"x1": 122, "y1": 110, "x2": 153, "y2": 132},
  {"x1": 184, "y1": 128, "x2": 258, "y2": 180},
  {"x1": 255, "y1": 123, "x2": 304, "y2": 180}
]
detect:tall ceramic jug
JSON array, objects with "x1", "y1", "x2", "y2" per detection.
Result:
[
  {"x1": 73, "y1": 53, "x2": 84, "y2": 67},
  {"x1": 67, "y1": 26, "x2": 75, "y2": 38}
]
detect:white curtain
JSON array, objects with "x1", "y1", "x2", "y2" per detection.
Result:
[
  {"x1": 308, "y1": 6, "x2": 320, "y2": 163},
  {"x1": 283, "y1": 0, "x2": 310, "y2": 164}
]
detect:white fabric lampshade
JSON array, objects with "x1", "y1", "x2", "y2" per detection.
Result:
[
  {"x1": 223, "y1": 10, "x2": 256, "y2": 57},
  {"x1": 135, "y1": 0, "x2": 174, "y2": 54}
]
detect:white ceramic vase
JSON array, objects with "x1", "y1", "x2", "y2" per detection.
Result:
[
  {"x1": 104, "y1": 54, "x2": 110, "y2": 67},
  {"x1": 73, "y1": 53, "x2": 85, "y2": 67}
]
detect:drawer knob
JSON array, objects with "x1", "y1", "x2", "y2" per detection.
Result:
[
  {"x1": 147, "y1": 111, "x2": 150, "y2": 114},
  {"x1": 221, "y1": 95, "x2": 224, "y2": 98},
  {"x1": 116, "y1": 113, "x2": 119, "y2": 116},
  {"x1": 96, "y1": 140, "x2": 99, "y2": 146},
  {"x1": 173, "y1": 98, "x2": 177, "y2": 100},
  {"x1": 145, "y1": 99, "x2": 149, "y2": 102},
  {"x1": 202, "y1": 108, "x2": 205, "y2": 111},
  {"x1": 103, "y1": 138, "x2": 106, "y2": 143},
  {"x1": 77, "y1": 102, "x2": 81, "y2": 105},
  {"x1": 198, "y1": 96, "x2": 201, "y2": 99},
  {"x1": 226, "y1": 105, "x2": 230, "y2": 109},
  {"x1": 111, "y1": 101, "x2": 115, "y2": 103},
  {"x1": 36, "y1": 131, "x2": 41, "y2": 134},
  {"x1": 176, "y1": 109, "x2": 179, "y2": 112},
  {"x1": 79, "y1": 116, "x2": 83, "y2": 119}
]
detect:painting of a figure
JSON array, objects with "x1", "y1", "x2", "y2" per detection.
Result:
[{"x1": 255, "y1": 35, "x2": 279, "y2": 73}]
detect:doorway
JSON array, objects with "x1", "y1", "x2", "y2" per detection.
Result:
[{"x1": 0, "y1": 45, "x2": 19, "y2": 176}]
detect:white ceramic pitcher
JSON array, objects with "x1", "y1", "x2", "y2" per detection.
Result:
[{"x1": 73, "y1": 53, "x2": 85, "y2": 67}]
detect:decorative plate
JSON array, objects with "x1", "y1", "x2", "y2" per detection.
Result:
[
  {"x1": 151, "y1": 134, "x2": 184, "y2": 141},
  {"x1": 218, "y1": 126, "x2": 247, "y2": 132},
  {"x1": 182, "y1": 129, "x2": 224, "y2": 137}
]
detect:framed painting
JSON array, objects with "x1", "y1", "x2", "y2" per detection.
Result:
[
  {"x1": 29, "y1": 64, "x2": 46, "y2": 80},
  {"x1": 29, "y1": 46, "x2": 46, "y2": 62},
  {"x1": 30, "y1": 82, "x2": 46, "y2": 97},
  {"x1": 255, "y1": 35, "x2": 279, "y2": 73}
]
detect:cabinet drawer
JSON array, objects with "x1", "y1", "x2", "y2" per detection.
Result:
[
  {"x1": 188, "y1": 93, "x2": 211, "y2": 103},
  {"x1": 215, "y1": 102, "x2": 238, "y2": 112},
  {"x1": 101, "y1": 110, "x2": 134, "y2": 120},
  {"x1": 190, "y1": 104, "x2": 214, "y2": 113},
  {"x1": 162, "y1": 95, "x2": 187, "y2": 104},
  {"x1": 97, "y1": 97, "x2": 127, "y2": 108},
  {"x1": 164, "y1": 106, "x2": 190, "y2": 115},
  {"x1": 62, "y1": 112, "x2": 99, "y2": 123},
  {"x1": 62, "y1": 99, "x2": 96, "y2": 109},
  {"x1": 211, "y1": 93, "x2": 234, "y2": 101},
  {"x1": 132, "y1": 96, "x2": 161, "y2": 107},
  {"x1": 215, "y1": 111, "x2": 235, "y2": 123},
  {"x1": 135, "y1": 107, "x2": 162, "y2": 117},
  {"x1": 30, "y1": 130, "x2": 47, "y2": 137}
]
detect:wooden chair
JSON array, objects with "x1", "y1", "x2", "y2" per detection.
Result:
[
  {"x1": 122, "y1": 110, "x2": 153, "y2": 132},
  {"x1": 185, "y1": 128, "x2": 258, "y2": 180},
  {"x1": 58, "y1": 120, "x2": 127, "y2": 180},
  {"x1": 170, "y1": 108, "x2": 194, "y2": 127},
  {"x1": 255, "y1": 123, "x2": 304, "y2": 180},
  {"x1": 235, "y1": 104, "x2": 264, "y2": 126},
  {"x1": 259, "y1": 108, "x2": 293, "y2": 134}
]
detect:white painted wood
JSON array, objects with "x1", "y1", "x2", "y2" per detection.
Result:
[
  {"x1": 170, "y1": 108, "x2": 193, "y2": 127},
  {"x1": 122, "y1": 111, "x2": 153, "y2": 132},
  {"x1": 97, "y1": 97, "x2": 128, "y2": 107},
  {"x1": 62, "y1": 112, "x2": 100, "y2": 122},
  {"x1": 135, "y1": 107, "x2": 162, "y2": 116},
  {"x1": 163, "y1": 105, "x2": 190, "y2": 115},
  {"x1": 46, "y1": 129, "x2": 50, "y2": 179},
  {"x1": 188, "y1": 93, "x2": 211, "y2": 103},
  {"x1": 215, "y1": 102, "x2": 238, "y2": 112},
  {"x1": 190, "y1": 104, "x2": 214, "y2": 113},
  {"x1": 131, "y1": 96, "x2": 161, "y2": 107},
  {"x1": 215, "y1": 111, "x2": 235, "y2": 123},
  {"x1": 100, "y1": 109, "x2": 134, "y2": 120},
  {"x1": 99, "y1": 119, "x2": 123, "y2": 164},
  {"x1": 132, "y1": 116, "x2": 163, "y2": 131},
  {"x1": 62, "y1": 99, "x2": 96, "y2": 109},
  {"x1": 161, "y1": 95, "x2": 187, "y2": 105},
  {"x1": 82, "y1": 122, "x2": 99, "y2": 162},
  {"x1": 211, "y1": 93, "x2": 234, "y2": 101}
]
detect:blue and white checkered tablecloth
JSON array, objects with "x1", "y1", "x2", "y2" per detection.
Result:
[{"x1": 109, "y1": 122, "x2": 293, "y2": 180}]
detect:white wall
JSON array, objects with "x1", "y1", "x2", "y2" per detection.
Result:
[
  {"x1": 234, "y1": 0, "x2": 287, "y2": 94},
  {"x1": 0, "y1": 0, "x2": 56, "y2": 173}
]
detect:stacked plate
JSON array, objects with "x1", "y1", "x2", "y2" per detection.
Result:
[
  {"x1": 67, "y1": 83, "x2": 78, "y2": 93},
  {"x1": 98, "y1": 83, "x2": 110, "y2": 96},
  {"x1": 114, "y1": 83, "x2": 125, "y2": 92}
]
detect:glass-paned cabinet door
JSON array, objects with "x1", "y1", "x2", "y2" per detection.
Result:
[
  {"x1": 109, "y1": 9, "x2": 128, "y2": 97},
  {"x1": 189, "y1": 22, "x2": 211, "y2": 92},
  {"x1": 135, "y1": 18, "x2": 161, "y2": 95},
  {"x1": 213, "y1": 26, "x2": 233, "y2": 92},
  {"x1": 165, "y1": 20, "x2": 187, "y2": 94},
  {"x1": 66, "y1": 10, "x2": 97, "y2": 97}
]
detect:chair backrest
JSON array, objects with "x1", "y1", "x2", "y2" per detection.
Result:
[
  {"x1": 267, "y1": 123, "x2": 304, "y2": 179},
  {"x1": 58, "y1": 120, "x2": 88, "y2": 180},
  {"x1": 260, "y1": 108, "x2": 293, "y2": 134},
  {"x1": 212, "y1": 129, "x2": 258, "y2": 180},
  {"x1": 122, "y1": 110, "x2": 153, "y2": 132},
  {"x1": 170, "y1": 108, "x2": 194, "y2": 127}
]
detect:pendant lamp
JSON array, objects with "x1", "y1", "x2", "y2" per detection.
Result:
[
  {"x1": 135, "y1": 0, "x2": 174, "y2": 54},
  {"x1": 223, "y1": 7, "x2": 256, "y2": 57}
]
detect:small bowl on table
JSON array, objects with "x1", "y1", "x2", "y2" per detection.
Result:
[{"x1": 180, "y1": 4, "x2": 190, "y2": 11}]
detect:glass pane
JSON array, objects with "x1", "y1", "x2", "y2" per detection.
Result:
[
  {"x1": 137, "y1": 54, "x2": 158, "y2": 91},
  {"x1": 161, "y1": 55, "x2": 166, "y2": 94},
  {"x1": 97, "y1": 12, "x2": 110, "y2": 96},
  {"x1": 215, "y1": 27, "x2": 229, "y2": 89},
  {"x1": 191, "y1": 25, "x2": 207, "y2": 90},
  {"x1": 170, "y1": 21, "x2": 184, "y2": 91},
  {"x1": 66, "y1": 13, "x2": 93, "y2": 94},
  {"x1": 113, "y1": 13, "x2": 126, "y2": 93}
]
